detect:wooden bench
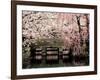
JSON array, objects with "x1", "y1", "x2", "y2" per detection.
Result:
[
  {"x1": 62, "y1": 48, "x2": 73, "y2": 63},
  {"x1": 45, "y1": 47, "x2": 59, "y2": 64},
  {"x1": 62, "y1": 49, "x2": 69, "y2": 62},
  {"x1": 30, "y1": 47, "x2": 42, "y2": 64}
]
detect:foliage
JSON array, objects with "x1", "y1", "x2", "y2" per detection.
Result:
[{"x1": 22, "y1": 11, "x2": 90, "y2": 68}]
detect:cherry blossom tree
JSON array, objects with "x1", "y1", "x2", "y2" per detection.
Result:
[{"x1": 22, "y1": 11, "x2": 89, "y2": 67}]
